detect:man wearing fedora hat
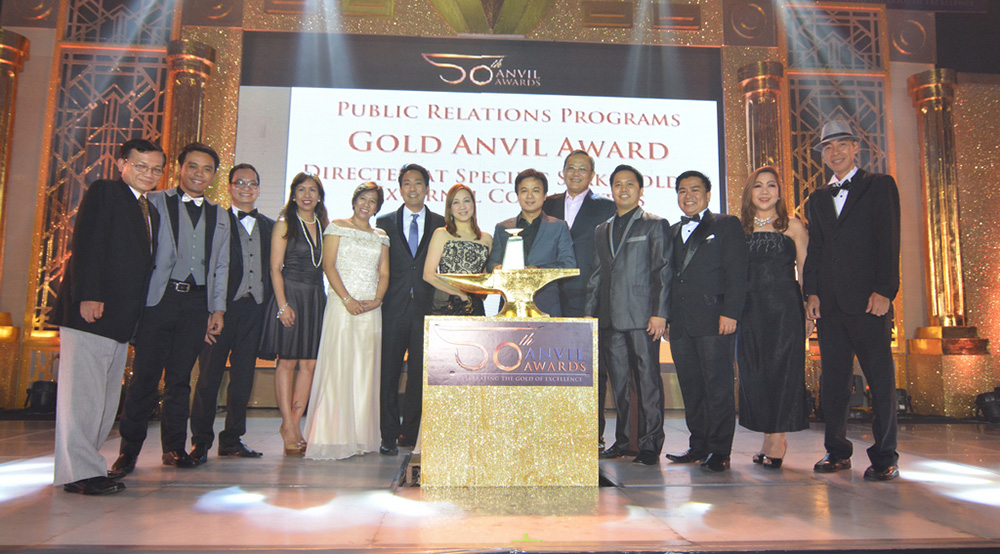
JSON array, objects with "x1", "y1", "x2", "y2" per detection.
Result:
[{"x1": 803, "y1": 121, "x2": 901, "y2": 481}]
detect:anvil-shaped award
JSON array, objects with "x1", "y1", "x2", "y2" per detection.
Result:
[{"x1": 436, "y1": 228, "x2": 578, "y2": 318}]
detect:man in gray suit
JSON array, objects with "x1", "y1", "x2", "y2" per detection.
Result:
[
  {"x1": 113, "y1": 142, "x2": 231, "y2": 475},
  {"x1": 488, "y1": 168, "x2": 576, "y2": 316},
  {"x1": 586, "y1": 164, "x2": 671, "y2": 466}
]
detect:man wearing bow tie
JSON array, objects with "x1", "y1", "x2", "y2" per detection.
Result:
[
  {"x1": 113, "y1": 142, "x2": 231, "y2": 475},
  {"x1": 804, "y1": 121, "x2": 901, "y2": 481},
  {"x1": 665, "y1": 170, "x2": 749, "y2": 472},
  {"x1": 189, "y1": 163, "x2": 274, "y2": 462}
]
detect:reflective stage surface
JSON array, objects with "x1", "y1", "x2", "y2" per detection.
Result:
[{"x1": 1, "y1": 411, "x2": 999, "y2": 553}]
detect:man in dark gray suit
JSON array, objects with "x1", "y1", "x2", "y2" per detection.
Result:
[
  {"x1": 586, "y1": 164, "x2": 671, "y2": 466},
  {"x1": 488, "y1": 169, "x2": 576, "y2": 316},
  {"x1": 543, "y1": 150, "x2": 616, "y2": 450},
  {"x1": 113, "y1": 142, "x2": 231, "y2": 475}
]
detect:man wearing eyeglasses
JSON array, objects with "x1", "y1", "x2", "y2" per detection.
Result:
[
  {"x1": 189, "y1": 163, "x2": 274, "y2": 462},
  {"x1": 542, "y1": 149, "x2": 615, "y2": 451},
  {"x1": 113, "y1": 142, "x2": 231, "y2": 475},
  {"x1": 53, "y1": 138, "x2": 162, "y2": 495}
]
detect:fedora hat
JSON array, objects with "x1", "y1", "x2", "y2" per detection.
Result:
[{"x1": 814, "y1": 120, "x2": 859, "y2": 151}]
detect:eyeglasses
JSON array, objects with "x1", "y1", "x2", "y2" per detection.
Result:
[
  {"x1": 565, "y1": 166, "x2": 592, "y2": 173},
  {"x1": 232, "y1": 180, "x2": 260, "y2": 189},
  {"x1": 128, "y1": 160, "x2": 165, "y2": 176}
]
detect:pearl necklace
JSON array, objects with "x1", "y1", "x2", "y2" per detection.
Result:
[
  {"x1": 754, "y1": 214, "x2": 774, "y2": 227},
  {"x1": 298, "y1": 215, "x2": 322, "y2": 268}
]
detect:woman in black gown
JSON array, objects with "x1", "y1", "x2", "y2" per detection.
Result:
[
  {"x1": 737, "y1": 166, "x2": 812, "y2": 468},
  {"x1": 423, "y1": 184, "x2": 492, "y2": 315}
]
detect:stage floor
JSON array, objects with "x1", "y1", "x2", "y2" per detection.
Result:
[{"x1": 1, "y1": 411, "x2": 999, "y2": 553}]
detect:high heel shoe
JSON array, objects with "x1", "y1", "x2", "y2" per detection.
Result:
[
  {"x1": 283, "y1": 442, "x2": 305, "y2": 456},
  {"x1": 752, "y1": 452, "x2": 765, "y2": 465},
  {"x1": 761, "y1": 455, "x2": 783, "y2": 469}
]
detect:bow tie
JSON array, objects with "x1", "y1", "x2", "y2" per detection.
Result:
[
  {"x1": 238, "y1": 209, "x2": 258, "y2": 220},
  {"x1": 830, "y1": 179, "x2": 851, "y2": 197},
  {"x1": 681, "y1": 214, "x2": 701, "y2": 225},
  {"x1": 181, "y1": 193, "x2": 204, "y2": 207}
]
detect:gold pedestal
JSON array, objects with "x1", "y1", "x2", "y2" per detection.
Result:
[
  {"x1": 909, "y1": 325, "x2": 990, "y2": 356},
  {"x1": 907, "y1": 351, "x2": 996, "y2": 417},
  {"x1": 0, "y1": 313, "x2": 20, "y2": 409}
]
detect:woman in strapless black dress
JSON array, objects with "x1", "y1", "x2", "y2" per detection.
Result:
[
  {"x1": 737, "y1": 166, "x2": 812, "y2": 468},
  {"x1": 259, "y1": 173, "x2": 329, "y2": 455},
  {"x1": 423, "y1": 184, "x2": 492, "y2": 316}
]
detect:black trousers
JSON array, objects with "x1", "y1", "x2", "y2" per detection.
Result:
[
  {"x1": 119, "y1": 288, "x2": 209, "y2": 455},
  {"x1": 601, "y1": 328, "x2": 665, "y2": 455},
  {"x1": 380, "y1": 302, "x2": 425, "y2": 443},
  {"x1": 190, "y1": 295, "x2": 264, "y2": 448},
  {"x1": 670, "y1": 330, "x2": 737, "y2": 456},
  {"x1": 817, "y1": 303, "x2": 898, "y2": 468}
]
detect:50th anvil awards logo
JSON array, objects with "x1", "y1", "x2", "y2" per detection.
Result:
[{"x1": 421, "y1": 53, "x2": 541, "y2": 88}]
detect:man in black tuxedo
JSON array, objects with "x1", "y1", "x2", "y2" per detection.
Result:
[
  {"x1": 53, "y1": 138, "x2": 162, "y2": 495},
  {"x1": 544, "y1": 151, "x2": 617, "y2": 450},
  {"x1": 189, "y1": 163, "x2": 274, "y2": 462},
  {"x1": 665, "y1": 170, "x2": 749, "y2": 472},
  {"x1": 376, "y1": 164, "x2": 445, "y2": 455},
  {"x1": 585, "y1": 164, "x2": 671, "y2": 466},
  {"x1": 113, "y1": 142, "x2": 231, "y2": 475},
  {"x1": 804, "y1": 121, "x2": 901, "y2": 481}
]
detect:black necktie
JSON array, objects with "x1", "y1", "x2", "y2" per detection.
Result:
[
  {"x1": 238, "y1": 209, "x2": 258, "y2": 220},
  {"x1": 830, "y1": 179, "x2": 851, "y2": 197},
  {"x1": 681, "y1": 214, "x2": 701, "y2": 225}
]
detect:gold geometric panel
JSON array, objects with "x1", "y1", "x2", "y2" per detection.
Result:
[
  {"x1": 783, "y1": 4, "x2": 884, "y2": 71},
  {"x1": 181, "y1": 0, "x2": 244, "y2": 27},
  {"x1": 27, "y1": 48, "x2": 167, "y2": 334},
  {"x1": 0, "y1": 0, "x2": 58, "y2": 28},
  {"x1": 723, "y1": 0, "x2": 776, "y2": 47},
  {"x1": 264, "y1": 0, "x2": 317, "y2": 14},
  {"x1": 581, "y1": 1, "x2": 633, "y2": 29},
  {"x1": 64, "y1": 0, "x2": 172, "y2": 45},
  {"x1": 652, "y1": 2, "x2": 701, "y2": 31},
  {"x1": 887, "y1": 9, "x2": 935, "y2": 64},
  {"x1": 342, "y1": 0, "x2": 393, "y2": 17}
]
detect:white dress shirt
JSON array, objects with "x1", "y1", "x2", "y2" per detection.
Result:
[
  {"x1": 830, "y1": 166, "x2": 858, "y2": 217},
  {"x1": 681, "y1": 208, "x2": 708, "y2": 243}
]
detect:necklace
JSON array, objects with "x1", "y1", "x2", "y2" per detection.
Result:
[
  {"x1": 298, "y1": 213, "x2": 317, "y2": 225},
  {"x1": 298, "y1": 216, "x2": 323, "y2": 268},
  {"x1": 754, "y1": 214, "x2": 775, "y2": 227}
]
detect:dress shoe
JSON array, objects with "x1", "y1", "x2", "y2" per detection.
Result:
[
  {"x1": 700, "y1": 454, "x2": 731, "y2": 472},
  {"x1": 665, "y1": 449, "x2": 708, "y2": 463},
  {"x1": 219, "y1": 441, "x2": 263, "y2": 458},
  {"x1": 109, "y1": 453, "x2": 137, "y2": 478},
  {"x1": 864, "y1": 464, "x2": 900, "y2": 481},
  {"x1": 813, "y1": 453, "x2": 852, "y2": 473},
  {"x1": 761, "y1": 456, "x2": 783, "y2": 469},
  {"x1": 162, "y1": 450, "x2": 198, "y2": 468},
  {"x1": 189, "y1": 443, "x2": 209, "y2": 465},
  {"x1": 63, "y1": 476, "x2": 125, "y2": 495},
  {"x1": 752, "y1": 452, "x2": 765, "y2": 465},
  {"x1": 379, "y1": 440, "x2": 398, "y2": 456},
  {"x1": 632, "y1": 451, "x2": 659, "y2": 466},
  {"x1": 283, "y1": 440, "x2": 306, "y2": 456},
  {"x1": 598, "y1": 444, "x2": 626, "y2": 459}
]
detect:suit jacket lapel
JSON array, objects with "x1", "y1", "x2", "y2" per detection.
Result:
[
  {"x1": 395, "y1": 207, "x2": 412, "y2": 259},
  {"x1": 680, "y1": 211, "x2": 713, "y2": 273},
  {"x1": 149, "y1": 206, "x2": 160, "y2": 259},
  {"x1": 549, "y1": 193, "x2": 566, "y2": 219},
  {"x1": 837, "y1": 169, "x2": 869, "y2": 223},
  {"x1": 204, "y1": 201, "x2": 217, "y2": 261},
  {"x1": 610, "y1": 208, "x2": 642, "y2": 259},
  {"x1": 416, "y1": 209, "x2": 435, "y2": 257},
  {"x1": 228, "y1": 211, "x2": 243, "y2": 279},
  {"x1": 166, "y1": 190, "x2": 180, "y2": 247}
]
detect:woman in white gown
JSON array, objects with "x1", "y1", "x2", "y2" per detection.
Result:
[{"x1": 303, "y1": 182, "x2": 390, "y2": 459}]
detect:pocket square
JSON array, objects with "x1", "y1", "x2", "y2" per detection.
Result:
[
  {"x1": 705, "y1": 234, "x2": 715, "y2": 241},
  {"x1": 626, "y1": 236, "x2": 646, "y2": 243}
]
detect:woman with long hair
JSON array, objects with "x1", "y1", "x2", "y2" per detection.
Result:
[
  {"x1": 302, "y1": 182, "x2": 390, "y2": 459},
  {"x1": 259, "y1": 173, "x2": 329, "y2": 456},
  {"x1": 423, "y1": 184, "x2": 492, "y2": 316},
  {"x1": 737, "y1": 166, "x2": 812, "y2": 468}
]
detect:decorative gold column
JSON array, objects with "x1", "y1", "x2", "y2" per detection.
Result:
[
  {"x1": 739, "y1": 61, "x2": 785, "y2": 175},
  {"x1": 906, "y1": 68, "x2": 994, "y2": 417},
  {"x1": 162, "y1": 40, "x2": 215, "y2": 183},
  {"x1": 0, "y1": 29, "x2": 29, "y2": 409}
]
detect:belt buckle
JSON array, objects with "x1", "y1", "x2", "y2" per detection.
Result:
[{"x1": 174, "y1": 282, "x2": 191, "y2": 293}]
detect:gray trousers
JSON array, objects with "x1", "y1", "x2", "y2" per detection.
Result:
[{"x1": 53, "y1": 327, "x2": 128, "y2": 485}]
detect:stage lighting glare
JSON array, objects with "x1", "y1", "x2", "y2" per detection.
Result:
[
  {"x1": 949, "y1": 487, "x2": 1000, "y2": 507},
  {"x1": 900, "y1": 471, "x2": 990, "y2": 486},
  {"x1": 902, "y1": 461, "x2": 1000, "y2": 507},
  {"x1": 0, "y1": 456, "x2": 54, "y2": 503},
  {"x1": 923, "y1": 461, "x2": 996, "y2": 476},
  {"x1": 194, "y1": 487, "x2": 266, "y2": 512},
  {"x1": 674, "y1": 501, "x2": 713, "y2": 517}
]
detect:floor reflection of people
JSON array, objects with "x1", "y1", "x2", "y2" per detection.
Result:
[
  {"x1": 303, "y1": 182, "x2": 390, "y2": 460},
  {"x1": 424, "y1": 184, "x2": 492, "y2": 316}
]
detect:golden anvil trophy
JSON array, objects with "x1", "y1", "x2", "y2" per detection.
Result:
[{"x1": 437, "y1": 268, "x2": 578, "y2": 318}]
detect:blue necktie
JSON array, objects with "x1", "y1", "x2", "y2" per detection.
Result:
[{"x1": 408, "y1": 213, "x2": 419, "y2": 257}]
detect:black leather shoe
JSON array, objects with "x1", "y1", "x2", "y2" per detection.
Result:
[
  {"x1": 665, "y1": 449, "x2": 708, "y2": 463},
  {"x1": 218, "y1": 441, "x2": 263, "y2": 458},
  {"x1": 64, "y1": 476, "x2": 126, "y2": 495},
  {"x1": 813, "y1": 453, "x2": 852, "y2": 473},
  {"x1": 162, "y1": 450, "x2": 198, "y2": 468},
  {"x1": 700, "y1": 454, "x2": 731, "y2": 472},
  {"x1": 632, "y1": 451, "x2": 659, "y2": 466},
  {"x1": 189, "y1": 443, "x2": 209, "y2": 465},
  {"x1": 599, "y1": 444, "x2": 626, "y2": 459},
  {"x1": 379, "y1": 440, "x2": 398, "y2": 456},
  {"x1": 109, "y1": 453, "x2": 137, "y2": 478},
  {"x1": 598, "y1": 437, "x2": 606, "y2": 453},
  {"x1": 864, "y1": 464, "x2": 900, "y2": 481}
]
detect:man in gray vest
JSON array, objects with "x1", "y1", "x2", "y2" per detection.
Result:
[
  {"x1": 112, "y1": 142, "x2": 231, "y2": 475},
  {"x1": 189, "y1": 163, "x2": 274, "y2": 462}
]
